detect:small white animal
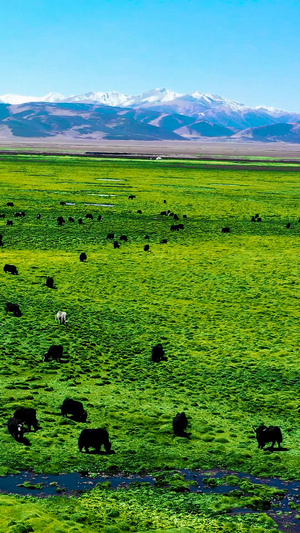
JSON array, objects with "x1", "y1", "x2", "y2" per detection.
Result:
[{"x1": 55, "y1": 311, "x2": 68, "y2": 324}]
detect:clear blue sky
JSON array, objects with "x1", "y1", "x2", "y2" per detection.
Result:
[{"x1": 0, "y1": 0, "x2": 299, "y2": 110}]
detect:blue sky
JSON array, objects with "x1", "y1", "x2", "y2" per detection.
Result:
[{"x1": 0, "y1": 0, "x2": 299, "y2": 110}]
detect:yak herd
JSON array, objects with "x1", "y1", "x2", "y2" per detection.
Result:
[
  {"x1": 2, "y1": 198, "x2": 286, "y2": 455},
  {"x1": 8, "y1": 401, "x2": 112, "y2": 454}
]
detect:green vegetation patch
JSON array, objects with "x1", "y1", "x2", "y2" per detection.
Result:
[
  {"x1": 0, "y1": 483, "x2": 280, "y2": 532},
  {"x1": 0, "y1": 155, "x2": 298, "y2": 483}
]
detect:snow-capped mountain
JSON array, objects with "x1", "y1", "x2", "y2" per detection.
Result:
[
  {"x1": 65, "y1": 91, "x2": 129, "y2": 106},
  {"x1": 0, "y1": 88, "x2": 299, "y2": 142},
  {"x1": 62, "y1": 88, "x2": 250, "y2": 114},
  {"x1": 64, "y1": 88, "x2": 183, "y2": 107},
  {"x1": 125, "y1": 88, "x2": 183, "y2": 107},
  {"x1": 0, "y1": 87, "x2": 294, "y2": 117},
  {"x1": 1, "y1": 87, "x2": 296, "y2": 130},
  {"x1": 0, "y1": 92, "x2": 65, "y2": 105}
]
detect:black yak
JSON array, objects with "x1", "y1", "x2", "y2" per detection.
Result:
[
  {"x1": 61, "y1": 399, "x2": 87, "y2": 422},
  {"x1": 78, "y1": 428, "x2": 111, "y2": 453},
  {"x1": 254, "y1": 425, "x2": 283, "y2": 449},
  {"x1": 173, "y1": 412, "x2": 191, "y2": 438}
]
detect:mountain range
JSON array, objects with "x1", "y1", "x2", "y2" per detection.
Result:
[{"x1": 0, "y1": 88, "x2": 299, "y2": 142}]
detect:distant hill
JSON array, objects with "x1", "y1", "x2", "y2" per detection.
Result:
[
  {"x1": 0, "y1": 102, "x2": 235, "y2": 141},
  {"x1": 0, "y1": 92, "x2": 299, "y2": 142},
  {"x1": 1, "y1": 87, "x2": 299, "y2": 134},
  {"x1": 233, "y1": 122, "x2": 300, "y2": 143}
]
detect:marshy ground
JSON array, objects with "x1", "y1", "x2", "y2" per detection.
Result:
[{"x1": 0, "y1": 154, "x2": 299, "y2": 532}]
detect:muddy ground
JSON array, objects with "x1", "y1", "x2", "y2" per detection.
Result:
[{"x1": 1, "y1": 138, "x2": 300, "y2": 160}]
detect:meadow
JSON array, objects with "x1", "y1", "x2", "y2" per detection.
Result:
[{"x1": 0, "y1": 154, "x2": 299, "y2": 532}]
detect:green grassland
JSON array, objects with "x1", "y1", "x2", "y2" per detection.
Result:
[
  {"x1": 0, "y1": 480, "x2": 281, "y2": 533},
  {"x1": 0, "y1": 154, "x2": 299, "y2": 531}
]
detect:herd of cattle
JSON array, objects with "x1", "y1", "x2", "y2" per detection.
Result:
[
  {"x1": 2, "y1": 199, "x2": 285, "y2": 456},
  {"x1": 7, "y1": 401, "x2": 112, "y2": 454},
  {"x1": 7, "y1": 398, "x2": 283, "y2": 452}
]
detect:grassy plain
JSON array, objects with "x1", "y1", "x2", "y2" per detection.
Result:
[
  {"x1": 0, "y1": 154, "x2": 299, "y2": 532},
  {"x1": 0, "y1": 481, "x2": 281, "y2": 532}
]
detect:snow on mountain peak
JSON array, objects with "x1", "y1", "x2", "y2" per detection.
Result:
[
  {"x1": 66, "y1": 91, "x2": 129, "y2": 106},
  {"x1": 42, "y1": 92, "x2": 65, "y2": 102},
  {"x1": 0, "y1": 89, "x2": 296, "y2": 121},
  {"x1": 0, "y1": 92, "x2": 65, "y2": 104},
  {"x1": 125, "y1": 88, "x2": 183, "y2": 107}
]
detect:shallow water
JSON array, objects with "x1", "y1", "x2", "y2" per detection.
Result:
[
  {"x1": 84, "y1": 203, "x2": 115, "y2": 207},
  {"x1": 95, "y1": 178, "x2": 124, "y2": 182},
  {"x1": 0, "y1": 468, "x2": 299, "y2": 530},
  {"x1": 210, "y1": 183, "x2": 244, "y2": 187},
  {"x1": 0, "y1": 471, "x2": 154, "y2": 497}
]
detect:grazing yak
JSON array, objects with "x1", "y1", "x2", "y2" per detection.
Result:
[
  {"x1": 46, "y1": 277, "x2": 55, "y2": 288},
  {"x1": 57, "y1": 216, "x2": 65, "y2": 226},
  {"x1": 144, "y1": 244, "x2": 150, "y2": 252},
  {"x1": 5, "y1": 302, "x2": 22, "y2": 317},
  {"x1": 97, "y1": 215, "x2": 102, "y2": 221},
  {"x1": 78, "y1": 218, "x2": 83, "y2": 224},
  {"x1": 120, "y1": 235, "x2": 128, "y2": 242},
  {"x1": 6, "y1": 220, "x2": 13, "y2": 226},
  {"x1": 0, "y1": 240, "x2": 3, "y2": 248},
  {"x1": 114, "y1": 241, "x2": 120, "y2": 249},
  {"x1": 68, "y1": 216, "x2": 75, "y2": 223},
  {"x1": 4, "y1": 264, "x2": 18, "y2": 275},
  {"x1": 160, "y1": 239, "x2": 168, "y2": 244},
  {"x1": 80, "y1": 252, "x2": 87, "y2": 262},
  {"x1": 6, "y1": 202, "x2": 14, "y2": 207},
  {"x1": 221, "y1": 227, "x2": 230, "y2": 233},
  {"x1": 37, "y1": 214, "x2": 42, "y2": 219},
  {"x1": 0, "y1": 214, "x2": 5, "y2": 218},
  {"x1": 60, "y1": 201, "x2": 66, "y2": 205},
  {"x1": 128, "y1": 195, "x2": 136, "y2": 200},
  {"x1": 61, "y1": 399, "x2": 87, "y2": 422},
  {"x1": 254, "y1": 425, "x2": 283, "y2": 449},
  {"x1": 106, "y1": 233, "x2": 114, "y2": 240},
  {"x1": 78, "y1": 428, "x2": 111, "y2": 453},
  {"x1": 152, "y1": 343, "x2": 167, "y2": 362},
  {"x1": 8, "y1": 417, "x2": 24, "y2": 441},
  {"x1": 85, "y1": 213, "x2": 93, "y2": 219},
  {"x1": 14, "y1": 408, "x2": 38, "y2": 432},
  {"x1": 173, "y1": 412, "x2": 191, "y2": 438},
  {"x1": 137, "y1": 209, "x2": 142, "y2": 214},
  {"x1": 144, "y1": 235, "x2": 150, "y2": 240},
  {"x1": 44, "y1": 344, "x2": 63, "y2": 363},
  {"x1": 171, "y1": 224, "x2": 184, "y2": 231},
  {"x1": 55, "y1": 311, "x2": 67, "y2": 324}
]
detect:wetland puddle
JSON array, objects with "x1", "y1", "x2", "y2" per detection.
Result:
[
  {"x1": 0, "y1": 468, "x2": 299, "y2": 531},
  {"x1": 84, "y1": 203, "x2": 115, "y2": 207},
  {"x1": 95, "y1": 179, "x2": 124, "y2": 182}
]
